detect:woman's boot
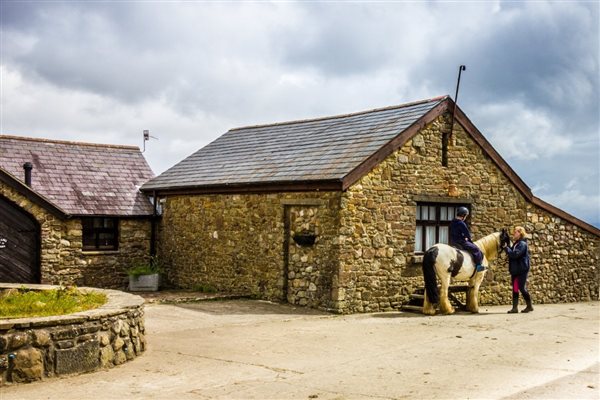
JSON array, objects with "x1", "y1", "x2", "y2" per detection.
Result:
[
  {"x1": 521, "y1": 294, "x2": 533, "y2": 313},
  {"x1": 507, "y1": 293, "x2": 519, "y2": 313}
]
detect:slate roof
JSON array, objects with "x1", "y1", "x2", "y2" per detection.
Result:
[
  {"x1": 142, "y1": 96, "x2": 447, "y2": 191},
  {"x1": 0, "y1": 135, "x2": 154, "y2": 216}
]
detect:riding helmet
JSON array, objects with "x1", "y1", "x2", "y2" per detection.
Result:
[{"x1": 456, "y1": 206, "x2": 469, "y2": 217}]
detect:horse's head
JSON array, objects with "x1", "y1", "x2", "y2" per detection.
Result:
[
  {"x1": 500, "y1": 228, "x2": 510, "y2": 246},
  {"x1": 499, "y1": 228, "x2": 510, "y2": 252}
]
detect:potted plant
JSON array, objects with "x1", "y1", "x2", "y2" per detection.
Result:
[{"x1": 127, "y1": 257, "x2": 163, "y2": 292}]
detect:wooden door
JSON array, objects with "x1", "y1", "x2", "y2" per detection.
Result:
[{"x1": 0, "y1": 196, "x2": 40, "y2": 283}]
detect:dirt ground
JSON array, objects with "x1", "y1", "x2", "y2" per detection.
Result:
[{"x1": 1, "y1": 300, "x2": 598, "y2": 400}]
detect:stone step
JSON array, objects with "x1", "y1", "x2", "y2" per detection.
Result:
[
  {"x1": 410, "y1": 293, "x2": 425, "y2": 300},
  {"x1": 401, "y1": 305, "x2": 423, "y2": 313},
  {"x1": 448, "y1": 285, "x2": 469, "y2": 293}
]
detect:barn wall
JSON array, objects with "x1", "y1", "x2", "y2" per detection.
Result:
[
  {"x1": 337, "y1": 113, "x2": 599, "y2": 313},
  {"x1": 157, "y1": 192, "x2": 341, "y2": 308},
  {"x1": 523, "y1": 205, "x2": 599, "y2": 304},
  {"x1": 0, "y1": 182, "x2": 151, "y2": 288}
]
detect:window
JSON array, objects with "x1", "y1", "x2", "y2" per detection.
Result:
[
  {"x1": 82, "y1": 217, "x2": 119, "y2": 251},
  {"x1": 414, "y1": 203, "x2": 468, "y2": 253}
]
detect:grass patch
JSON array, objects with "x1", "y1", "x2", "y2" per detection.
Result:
[{"x1": 0, "y1": 287, "x2": 107, "y2": 319}]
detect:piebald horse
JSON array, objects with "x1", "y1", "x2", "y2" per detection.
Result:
[{"x1": 422, "y1": 229, "x2": 509, "y2": 315}]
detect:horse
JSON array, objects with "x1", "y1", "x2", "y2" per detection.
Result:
[{"x1": 422, "y1": 229, "x2": 510, "y2": 315}]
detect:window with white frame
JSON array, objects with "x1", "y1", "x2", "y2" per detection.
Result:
[{"x1": 414, "y1": 203, "x2": 468, "y2": 253}]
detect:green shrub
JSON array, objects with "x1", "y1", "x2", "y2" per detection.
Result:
[{"x1": 127, "y1": 256, "x2": 163, "y2": 277}]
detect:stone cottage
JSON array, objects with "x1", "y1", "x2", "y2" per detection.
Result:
[
  {"x1": 0, "y1": 135, "x2": 154, "y2": 288},
  {"x1": 142, "y1": 96, "x2": 600, "y2": 313}
]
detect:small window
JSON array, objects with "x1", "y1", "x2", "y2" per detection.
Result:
[
  {"x1": 414, "y1": 203, "x2": 469, "y2": 253},
  {"x1": 82, "y1": 217, "x2": 119, "y2": 251}
]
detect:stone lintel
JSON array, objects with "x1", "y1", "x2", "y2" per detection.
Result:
[
  {"x1": 280, "y1": 199, "x2": 326, "y2": 206},
  {"x1": 412, "y1": 195, "x2": 471, "y2": 204}
]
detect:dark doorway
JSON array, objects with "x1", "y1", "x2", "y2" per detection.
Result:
[{"x1": 0, "y1": 195, "x2": 41, "y2": 283}]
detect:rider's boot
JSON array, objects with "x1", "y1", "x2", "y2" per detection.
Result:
[
  {"x1": 507, "y1": 293, "x2": 519, "y2": 313},
  {"x1": 476, "y1": 264, "x2": 486, "y2": 272}
]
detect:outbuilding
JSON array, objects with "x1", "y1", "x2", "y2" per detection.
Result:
[
  {"x1": 0, "y1": 135, "x2": 154, "y2": 288},
  {"x1": 142, "y1": 96, "x2": 599, "y2": 313}
]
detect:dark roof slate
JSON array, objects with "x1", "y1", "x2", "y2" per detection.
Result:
[
  {"x1": 142, "y1": 96, "x2": 446, "y2": 190},
  {"x1": 0, "y1": 136, "x2": 154, "y2": 216}
]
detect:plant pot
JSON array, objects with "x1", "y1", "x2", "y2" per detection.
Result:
[
  {"x1": 293, "y1": 232, "x2": 317, "y2": 247},
  {"x1": 129, "y1": 273, "x2": 160, "y2": 292}
]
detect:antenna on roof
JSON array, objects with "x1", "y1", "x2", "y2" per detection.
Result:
[
  {"x1": 442, "y1": 65, "x2": 466, "y2": 167},
  {"x1": 142, "y1": 130, "x2": 158, "y2": 153}
]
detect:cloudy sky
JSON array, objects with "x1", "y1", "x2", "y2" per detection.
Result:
[{"x1": 1, "y1": 1, "x2": 598, "y2": 226}]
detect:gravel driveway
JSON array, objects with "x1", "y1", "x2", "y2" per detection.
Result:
[{"x1": 2, "y1": 300, "x2": 598, "y2": 399}]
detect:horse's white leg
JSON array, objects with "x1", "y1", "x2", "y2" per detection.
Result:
[
  {"x1": 422, "y1": 290, "x2": 436, "y2": 315},
  {"x1": 439, "y1": 273, "x2": 455, "y2": 315},
  {"x1": 468, "y1": 271, "x2": 487, "y2": 313}
]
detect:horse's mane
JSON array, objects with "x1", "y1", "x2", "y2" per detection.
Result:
[{"x1": 474, "y1": 232, "x2": 500, "y2": 258}]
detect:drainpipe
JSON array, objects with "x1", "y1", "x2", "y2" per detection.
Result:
[
  {"x1": 23, "y1": 162, "x2": 33, "y2": 187},
  {"x1": 150, "y1": 190, "x2": 157, "y2": 258}
]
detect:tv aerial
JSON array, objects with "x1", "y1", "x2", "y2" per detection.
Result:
[{"x1": 142, "y1": 130, "x2": 158, "y2": 152}]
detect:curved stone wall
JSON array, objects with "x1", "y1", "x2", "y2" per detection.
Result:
[{"x1": 0, "y1": 284, "x2": 145, "y2": 385}]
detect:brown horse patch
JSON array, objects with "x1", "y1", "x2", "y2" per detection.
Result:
[{"x1": 448, "y1": 249, "x2": 464, "y2": 277}]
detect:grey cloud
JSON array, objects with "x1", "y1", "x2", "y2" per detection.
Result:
[
  {"x1": 277, "y1": 4, "x2": 398, "y2": 76},
  {"x1": 0, "y1": 1, "x2": 598, "y2": 225},
  {"x1": 412, "y1": 2, "x2": 598, "y2": 122}
]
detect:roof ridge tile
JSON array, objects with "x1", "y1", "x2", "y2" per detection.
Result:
[
  {"x1": 0, "y1": 134, "x2": 141, "y2": 151},
  {"x1": 229, "y1": 95, "x2": 448, "y2": 131}
]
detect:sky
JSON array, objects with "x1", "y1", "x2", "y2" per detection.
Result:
[{"x1": 1, "y1": 1, "x2": 598, "y2": 227}]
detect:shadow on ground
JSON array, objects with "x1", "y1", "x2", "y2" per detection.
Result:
[{"x1": 174, "y1": 299, "x2": 330, "y2": 316}]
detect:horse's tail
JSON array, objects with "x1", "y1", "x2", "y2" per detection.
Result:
[{"x1": 422, "y1": 246, "x2": 439, "y2": 304}]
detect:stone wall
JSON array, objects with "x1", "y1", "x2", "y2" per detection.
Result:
[
  {"x1": 154, "y1": 112, "x2": 598, "y2": 314},
  {"x1": 0, "y1": 182, "x2": 151, "y2": 288},
  {"x1": 286, "y1": 203, "x2": 340, "y2": 309},
  {"x1": 0, "y1": 284, "x2": 145, "y2": 385},
  {"x1": 158, "y1": 193, "x2": 340, "y2": 308},
  {"x1": 337, "y1": 113, "x2": 599, "y2": 313}
]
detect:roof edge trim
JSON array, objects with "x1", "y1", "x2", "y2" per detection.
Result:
[
  {"x1": 341, "y1": 98, "x2": 451, "y2": 189},
  {"x1": 531, "y1": 196, "x2": 600, "y2": 237},
  {"x1": 0, "y1": 168, "x2": 69, "y2": 219},
  {"x1": 142, "y1": 179, "x2": 343, "y2": 196},
  {"x1": 452, "y1": 105, "x2": 532, "y2": 200}
]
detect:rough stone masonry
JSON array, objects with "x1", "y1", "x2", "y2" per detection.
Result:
[
  {"x1": 157, "y1": 113, "x2": 600, "y2": 313},
  {"x1": 0, "y1": 285, "x2": 145, "y2": 385}
]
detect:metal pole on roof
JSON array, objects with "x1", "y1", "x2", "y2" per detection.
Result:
[
  {"x1": 442, "y1": 65, "x2": 466, "y2": 167},
  {"x1": 450, "y1": 65, "x2": 466, "y2": 138}
]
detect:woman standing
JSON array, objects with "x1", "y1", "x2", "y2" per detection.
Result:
[{"x1": 504, "y1": 226, "x2": 533, "y2": 313}]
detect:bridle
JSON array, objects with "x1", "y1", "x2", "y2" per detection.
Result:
[{"x1": 497, "y1": 229, "x2": 510, "y2": 260}]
